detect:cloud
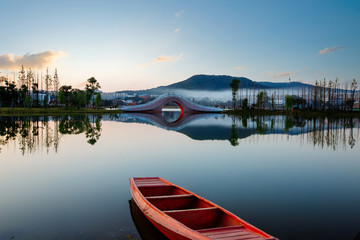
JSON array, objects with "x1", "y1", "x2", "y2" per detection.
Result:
[
  {"x1": 0, "y1": 51, "x2": 67, "y2": 70},
  {"x1": 268, "y1": 70, "x2": 300, "y2": 79},
  {"x1": 275, "y1": 71, "x2": 293, "y2": 78},
  {"x1": 316, "y1": 72, "x2": 327, "y2": 77},
  {"x1": 319, "y1": 46, "x2": 345, "y2": 55},
  {"x1": 174, "y1": 10, "x2": 185, "y2": 18},
  {"x1": 140, "y1": 53, "x2": 184, "y2": 67},
  {"x1": 235, "y1": 66, "x2": 246, "y2": 70},
  {"x1": 174, "y1": 28, "x2": 180, "y2": 33}
]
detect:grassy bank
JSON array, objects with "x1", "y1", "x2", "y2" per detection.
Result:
[
  {"x1": 0, "y1": 107, "x2": 123, "y2": 116},
  {"x1": 224, "y1": 109, "x2": 360, "y2": 118}
]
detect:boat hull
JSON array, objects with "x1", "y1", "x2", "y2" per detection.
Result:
[{"x1": 129, "y1": 177, "x2": 278, "y2": 240}]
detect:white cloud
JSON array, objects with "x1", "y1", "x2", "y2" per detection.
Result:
[
  {"x1": 319, "y1": 46, "x2": 345, "y2": 54},
  {"x1": 174, "y1": 10, "x2": 185, "y2": 18},
  {"x1": 140, "y1": 53, "x2": 184, "y2": 67},
  {"x1": 0, "y1": 51, "x2": 67, "y2": 70},
  {"x1": 275, "y1": 71, "x2": 293, "y2": 78},
  {"x1": 235, "y1": 66, "x2": 245, "y2": 70},
  {"x1": 174, "y1": 28, "x2": 180, "y2": 33},
  {"x1": 268, "y1": 70, "x2": 300, "y2": 79}
]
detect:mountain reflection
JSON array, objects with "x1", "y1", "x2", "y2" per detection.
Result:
[
  {"x1": 1, "y1": 113, "x2": 359, "y2": 154},
  {"x1": 116, "y1": 113, "x2": 359, "y2": 150},
  {"x1": 0, "y1": 115, "x2": 102, "y2": 155}
]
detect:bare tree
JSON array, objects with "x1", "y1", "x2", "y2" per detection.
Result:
[
  {"x1": 18, "y1": 65, "x2": 26, "y2": 87},
  {"x1": 344, "y1": 81, "x2": 349, "y2": 110},
  {"x1": 53, "y1": 68, "x2": 60, "y2": 106},
  {"x1": 44, "y1": 68, "x2": 53, "y2": 107}
]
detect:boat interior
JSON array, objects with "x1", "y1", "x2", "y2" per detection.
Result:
[
  {"x1": 133, "y1": 178, "x2": 273, "y2": 240},
  {"x1": 138, "y1": 183, "x2": 244, "y2": 230}
]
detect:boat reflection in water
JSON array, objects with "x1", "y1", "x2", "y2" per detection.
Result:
[{"x1": 129, "y1": 198, "x2": 169, "y2": 240}]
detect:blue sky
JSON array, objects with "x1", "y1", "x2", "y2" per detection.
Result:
[{"x1": 0, "y1": 0, "x2": 359, "y2": 91}]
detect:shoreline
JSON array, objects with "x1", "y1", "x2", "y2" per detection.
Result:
[
  {"x1": 223, "y1": 109, "x2": 360, "y2": 118},
  {"x1": 0, "y1": 107, "x2": 123, "y2": 116},
  {"x1": 1, "y1": 107, "x2": 359, "y2": 118}
]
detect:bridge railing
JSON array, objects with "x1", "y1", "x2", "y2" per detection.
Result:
[{"x1": 121, "y1": 92, "x2": 222, "y2": 112}]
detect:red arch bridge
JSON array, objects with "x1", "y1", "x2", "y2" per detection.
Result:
[{"x1": 120, "y1": 93, "x2": 223, "y2": 113}]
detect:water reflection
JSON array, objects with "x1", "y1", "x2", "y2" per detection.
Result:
[
  {"x1": 1, "y1": 113, "x2": 359, "y2": 154},
  {"x1": 129, "y1": 199, "x2": 168, "y2": 240},
  {"x1": 117, "y1": 113, "x2": 359, "y2": 150},
  {"x1": 0, "y1": 115, "x2": 102, "y2": 154}
]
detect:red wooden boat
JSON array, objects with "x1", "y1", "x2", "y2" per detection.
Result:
[{"x1": 129, "y1": 177, "x2": 278, "y2": 240}]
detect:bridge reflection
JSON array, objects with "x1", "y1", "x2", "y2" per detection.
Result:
[
  {"x1": 1, "y1": 114, "x2": 359, "y2": 153},
  {"x1": 119, "y1": 112, "x2": 219, "y2": 131},
  {"x1": 110, "y1": 113, "x2": 360, "y2": 149}
]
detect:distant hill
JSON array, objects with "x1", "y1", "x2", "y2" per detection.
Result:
[
  {"x1": 258, "y1": 81, "x2": 310, "y2": 88},
  {"x1": 163, "y1": 74, "x2": 266, "y2": 91},
  {"x1": 117, "y1": 74, "x2": 313, "y2": 95}
]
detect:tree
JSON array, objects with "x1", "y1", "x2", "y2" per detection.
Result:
[
  {"x1": 229, "y1": 124, "x2": 239, "y2": 146},
  {"x1": 53, "y1": 68, "x2": 60, "y2": 105},
  {"x1": 59, "y1": 85, "x2": 72, "y2": 108},
  {"x1": 26, "y1": 68, "x2": 34, "y2": 96},
  {"x1": 25, "y1": 95, "x2": 32, "y2": 108},
  {"x1": 271, "y1": 94, "x2": 275, "y2": 110},
  {"x1": 285, "y1": 95, "x2": 293, "y2": 110},
  {"x1": 350, "y1": 79, "x2": 358, "y2": 111},
  {"x1": 0, "y1": 76, "x2": 18, "y2": 108},
  {"x1": 18, "y1": 65, "x2": 26, "y2": 87},
  {"x1": 256, "y1": 91, "x2": 268, "y2": 109},
  {"x1": 85, "y1": 77, "x2": 101, "y2": 107},
  {"x1": 229, "y1": 79, "x2": 240, "y2": 109},
  {"x1": 19, "y1": 84, "x2": 28, "y2": 107},
  {"x1": 44, "y1": 68, "x2": 52, "y2": 108},
  {"x1": 58, "y1": 91, "x2": 64, "y2": 106},
  {"x1": 313, "y1": 80, "x2": 319, "y2": 110},
  {"x1": 242, "y1": 98, "x2": 248, "y2": 110},
  {"x1": 95, "y1": 92, "x2": 101, "y2": 109}
]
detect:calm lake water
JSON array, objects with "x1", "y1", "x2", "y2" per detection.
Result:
[{"x1": 0, "y1": 113, "x2": 359, "y2": 240}]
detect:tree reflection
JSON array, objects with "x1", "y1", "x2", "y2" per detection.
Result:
[
  {"x1": 0, "y1": 115, "x2": 102, "y2": 155},
  {"x1": 224, "y1": 115, "x2": 358, "y2": 150},
  {"x1": 59, "y1": 115, "x2": 102, "y2": 145},
  {"x1": 229, "y1": 117, "x2": 239, "y2": 146}
]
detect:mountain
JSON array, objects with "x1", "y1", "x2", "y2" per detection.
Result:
[
  {"x1": 163, "y1": 75, "x2": 266, "y2": 91},
  {"x1": 117, "y1": 74, "x2": 313, "y2": 95},
  {"x1": 258, "y1": 81, "x2": 310, "y2": 88}
]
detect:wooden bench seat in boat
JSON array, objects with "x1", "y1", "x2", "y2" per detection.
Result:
[
  {"x1": 130, "y1": 177, "x2": 278, "y2": 240},
  {"x1": 198, "y1": 226, "x2": 268, "y2": 240},
  {"x1": 145, "y1": 194, "x2": 213, "y2": 211}
]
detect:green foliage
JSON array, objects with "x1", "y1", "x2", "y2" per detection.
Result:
[
  {"x1": 19, "y1": 85, "x2": 28, "y2": 107},
  {"x1": 255, "y1": 117, "x2": 267, "y2": 134},
  {"x1": 242, "y1": 116, "x2": 248, "y2": 128},
  {"x1": 85, "y1": 77, "x2": 101, "y2": 107},
  {"x1": 25, "y1": 95, "x2": 32, "y2": 108},
  {"x1": 284, "y1": 117, "x2": 295, "y2": 132},
  {"x1": 95, "y1": 93, "x2": 101, "y2": 109},
  {"x1": 58, "y1": 91, "x2": 64, "y2": 105},
  {"x1": 59, "y1": 85, "x2": 72, "y2": 108},
  {"x1": 285, "y1": 95, "x2": 293, "y2": 110},
  {"x1": 242, "y1": 98, "x2": 248, "y2": 110},
  {"x1": 229, "y1": 79, "x2": 240, "y2": 109},
  {"x1": 271, "y1": 94, "x2": 275, "y2": 110},
  {"x1": 229, "y1": 124, "x2": 239, "y2": 146},
  {"x1": 256, "y1": 91, "x2": 268, "y2": 109}
]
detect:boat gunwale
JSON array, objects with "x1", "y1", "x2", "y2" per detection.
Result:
[{"x1": 130, "y1": 177, "x2": 277, "y2": 240}]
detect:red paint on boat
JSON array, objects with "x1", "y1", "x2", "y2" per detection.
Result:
[{"x1": 129, "y1": 177, "x2": 278, "y2": 240}]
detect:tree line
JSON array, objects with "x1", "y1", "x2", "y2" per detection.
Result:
[
  {"x1": 0, "y1": 65, "x2": 101, "y2": 109},
  {"x1": 230, "y1": 78, "x2": 359, "y2": 111}
]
